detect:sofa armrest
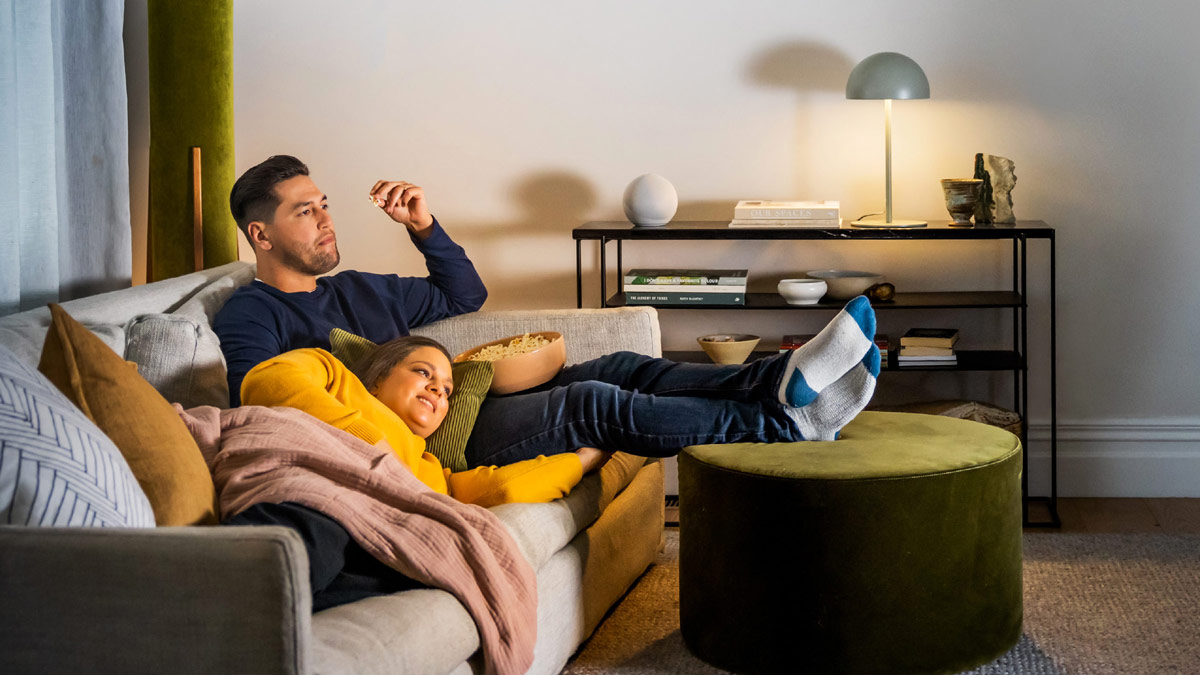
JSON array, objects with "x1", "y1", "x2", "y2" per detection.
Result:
[
  {"x1": 0, "y1": 525, "x2": 309, "y2": 675},
  {"x1": 411, "y1": 307, "x2": 662, "y2": 364}
]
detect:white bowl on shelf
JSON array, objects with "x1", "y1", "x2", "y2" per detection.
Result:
[
  {"x1": 805, "y1": 270, "x2": 884, "y2": 300},
  {"x1": 777, "y1": 279, "x2": 828, "y2": 305}
]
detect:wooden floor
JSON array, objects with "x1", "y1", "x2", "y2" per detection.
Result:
[
  {"x1": 666, "y1": 499, "x2": 1200, "y2": 533},
  {"x1": 1035, "y1": 498, "x2": 1200, "y2": 534}
]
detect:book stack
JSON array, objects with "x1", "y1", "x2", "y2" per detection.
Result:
[
  {"x1": 623, "y1": 269, "x2": 748, "y2": 306},
  {"x1": 729, "y1": 200, "x2": 842, "y2": 228},
  {"x1": 898, "y1": 328, "x2": 959, "y2": 366},
  {"x1": 780, "y1": 333, "x2": 890, "y2": 367}
]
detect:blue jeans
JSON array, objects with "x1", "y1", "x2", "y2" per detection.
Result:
[{"x1": 463, "y1": 350, "x2": 802, "y2": 467}]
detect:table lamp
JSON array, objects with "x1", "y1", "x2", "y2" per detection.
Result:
[{"x1": 845, "y1": 52, "x2": 930, "y2": 228}]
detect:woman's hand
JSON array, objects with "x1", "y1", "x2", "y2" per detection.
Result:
[{"x1": 574, "y1": 446, "x2": 612, "y2": 474}]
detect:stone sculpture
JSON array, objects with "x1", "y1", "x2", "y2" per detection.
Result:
[{"x1": 973, "y1": 153, "x2": 1017, "y2": 224}]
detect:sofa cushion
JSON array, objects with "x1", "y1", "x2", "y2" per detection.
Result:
[
  {"x1": 124, "y1": 313, "x2": 229, "y2": 409},
  {"x1": 0, "y1": 343, "x2": 154, "y2": 527},
  {"x1": 37, "y1": 304, "x2": 217, "y2": 526},
  {"x1": 329, "y1": 328, "x2": 493, "y2": 473}
]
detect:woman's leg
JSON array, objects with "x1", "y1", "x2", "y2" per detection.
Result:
[{"x1": 225, "y1": 502, "x2": 423, "y2": 611}]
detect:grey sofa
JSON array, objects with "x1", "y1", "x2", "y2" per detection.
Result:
[{"x1": 0, "y1": 262, "x2": 666, "y2": 675}]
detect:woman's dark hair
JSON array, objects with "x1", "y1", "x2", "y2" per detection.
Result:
[
  {"x1": 358, "y1": 336, "x2": 453, "y2": 392},
  {"x1": 229, "y1": 155, "x2": 310, "y2": 243}
]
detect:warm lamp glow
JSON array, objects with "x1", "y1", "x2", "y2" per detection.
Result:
[{"x1": 846, "y1": 52, "x2": 930, "y2": 228}]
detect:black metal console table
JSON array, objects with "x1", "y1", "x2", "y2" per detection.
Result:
[{"x1": 573, "y1": 220, "x2": 1058, "y2": 527}]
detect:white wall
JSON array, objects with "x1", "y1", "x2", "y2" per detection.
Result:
[{"x1": 133, "y1": 1, "x2": 1200, "y2": 496}]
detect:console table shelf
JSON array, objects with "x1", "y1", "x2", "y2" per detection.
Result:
[
  {"x1": 610, "y1": 290, "x2": 1025, "y2": 310},
  {"x1": 574, "y1": 219, "x2": 1058, "y2": 527}
]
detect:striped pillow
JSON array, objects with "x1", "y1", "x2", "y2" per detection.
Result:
[
  {"x1": 0, "y1": 343, "x2": 155, "y2": 527},
  {"x1": 329, "y1": 329, "x2": 493, "y2": 472}
]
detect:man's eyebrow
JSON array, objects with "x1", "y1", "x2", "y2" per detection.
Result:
[{"x1": 288, "y1": 195, "x2": 328, "y2": 212}]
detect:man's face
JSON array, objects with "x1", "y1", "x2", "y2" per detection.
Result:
[{"x1": 261, "y1": 175, "x2": 340, "y2": 276}]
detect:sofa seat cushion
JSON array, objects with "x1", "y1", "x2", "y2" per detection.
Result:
[{"x1": 0, "y1": 343, "x2": 155, "y2": 527}]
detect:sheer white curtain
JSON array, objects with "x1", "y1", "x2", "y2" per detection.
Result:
[{"x1": 0, "y1": 0, "x2": 131, "y2": 316}]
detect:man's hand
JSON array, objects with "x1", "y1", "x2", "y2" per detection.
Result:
[{"x1": 369, "y1": 180, "x2": 435, "y2": 238}]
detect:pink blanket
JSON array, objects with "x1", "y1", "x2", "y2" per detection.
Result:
[{"x1": 177, "y1": 404, "x2": 537, "y2": 675}]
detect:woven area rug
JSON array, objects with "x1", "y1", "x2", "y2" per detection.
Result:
[{"x1": 563, "y1": 530, "x2": 1200, "y2": 674}]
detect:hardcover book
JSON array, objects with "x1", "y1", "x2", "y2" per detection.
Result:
[
  {"x1": 624, "y1": 291, "x2": 745, "y2": 306},
  {"x1": 624, "y1": 269, "x2": 748, "y2": 285},
  {"x1": 733, "y1": 200, "x2": 840, "y2": 220},
  {"x1": 728, "y1": 218, "x2": 843, "y2": 228},
  {"x1": 620, "y1": 284, "x2": 747, "y2": 293},
  {"x1": 899, "y1": 328, "x2": 960, "y2": 348},
  {"x1": 899, "y1": 346, "x2": 955, "y2": 357}
]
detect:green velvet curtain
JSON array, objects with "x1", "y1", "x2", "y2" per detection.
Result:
[{"x1": 146, "y1": 0, "x2": 237, "y2": 282}]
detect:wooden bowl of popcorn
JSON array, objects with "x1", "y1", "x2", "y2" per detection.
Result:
[{"x1": 453, "y1": 331, "x2": 566, "y2": 394}]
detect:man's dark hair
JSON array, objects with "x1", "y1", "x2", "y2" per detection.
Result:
[
  {"x1": 229, "y1": 155, "x2": 310, "y2": 244},
  {"x1": 358, "y1": 336, "x2": 454, "y2": 393}
]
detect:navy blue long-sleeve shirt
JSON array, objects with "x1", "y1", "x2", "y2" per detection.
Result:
[{"x1": 214, "y1": 219, "x2": 487, "y2": 406}]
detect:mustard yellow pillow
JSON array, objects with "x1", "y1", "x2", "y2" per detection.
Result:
[
  {"x1": 37, "y1": 304, "x2": 217, "y2": 526},
  {"x1": 330, "y1": 328, "x2": 492, "y2": 472}
]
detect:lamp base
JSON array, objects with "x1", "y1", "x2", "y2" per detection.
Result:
[{"x1": 850, "y1": 216, "x2": 927, "y2": 228}]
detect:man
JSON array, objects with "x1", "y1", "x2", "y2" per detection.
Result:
[
  {"x1": 218, "y1": 155, "x2": 880, "y2": 461},
  {"x1": 214, "y1": 155, "x2": 486, "y2": 406}
]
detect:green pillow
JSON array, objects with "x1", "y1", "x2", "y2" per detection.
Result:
[{"x1": 329, "y1": 328, "x2": 491, "y2": 472}]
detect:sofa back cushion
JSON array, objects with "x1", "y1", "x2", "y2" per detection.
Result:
[
  {"x1": 37, "y1": 304, "x2": 217, "y2": 526},
  {"x1": 0, "y1": 343, "x2": 155, "y2": 527}
]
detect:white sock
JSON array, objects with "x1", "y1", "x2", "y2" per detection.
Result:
[
  {"x1": 777, "y1": 296, "x2": 876, "y2": 408},
  {"x1": 786, "y1": 346, "x2": 880, "y2": 441}
]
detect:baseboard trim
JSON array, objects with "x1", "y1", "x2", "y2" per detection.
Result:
[{"x1": 1024, "y1": 418, "x2": 1200, "y2": 497}]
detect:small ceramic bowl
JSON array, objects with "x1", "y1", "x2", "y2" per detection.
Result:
[
  {"x1": 805, "y1": 270, "x2": 885, "y2": 300},
  {"x1": 777, "y1": 279, "x2": 828, "y2": 305},
  {"x1": 453, "y1": 331, "x2": 566, "y2": 394},
  {"x1": 697, "y1": 334, "x2": 760, "y2": 365}
]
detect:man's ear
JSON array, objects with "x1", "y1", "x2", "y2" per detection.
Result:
[{"x1": 247, "y1": 221, "x2": 272, "y2": 251}]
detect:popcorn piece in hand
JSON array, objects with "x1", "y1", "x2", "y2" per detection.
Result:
[{"x1": 368, "y1": 194, "x2": 384, "y2": 207}]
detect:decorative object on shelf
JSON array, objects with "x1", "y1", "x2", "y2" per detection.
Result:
[
  {"x1": 622, "y1": 173, "x2": 678, "y2": 227},
  {"x1": 805, "y1": 270, "x2": 884, "y2": 300},
  {"x1": 776, "y1": 278, "x2": 828, "y2": 305},
  {"x1": 940, "y1": 178, "x2": 983, "y2": 225},
  {"x1": 972, "y1": 153, "x2": 1017, "y2": 224},
  {"x1": 453, "y1": 331, "x2": 566, "y2": 394},
  {"x1": 845, "y1": 52, "x2": 930, "y2": 229},
  {"x1": 697, "y1": 334, "x2": 760, "y2": 365},
  {"x1": 865, "y1": 282, "x2": 895, "y2": 302}
]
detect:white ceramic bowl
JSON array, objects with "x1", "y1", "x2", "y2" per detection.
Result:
[
  {"x1": 777, "y1": 279, "x2": 828, "y2": 305},
  {"x1": 805, "y1": 270, "x2": 884, "y2": 300}
]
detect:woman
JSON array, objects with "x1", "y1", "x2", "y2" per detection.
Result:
[
  {"x1": 240, "y1": 336, "x2": 609, "y2": 507},
  {"x1": 226, "y1": 336, "x2": 606, "y2": 612}
]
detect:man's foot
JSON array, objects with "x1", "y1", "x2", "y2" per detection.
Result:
[
  {"x1": 785, "y1": 345, "x2": 880, "y2": 440},
  {"x1": 776, "y1": 296, "x2": 876, "y2": 408}
]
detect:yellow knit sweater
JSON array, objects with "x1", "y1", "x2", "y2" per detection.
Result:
[{"x1": 241, "y1": 348, "x2": 583, "y2": 508}]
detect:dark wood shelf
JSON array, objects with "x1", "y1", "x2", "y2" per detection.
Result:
[
  {"x1": 613, "y1": 290, "x2": 1024, "y2": 310},
  {"x1": 575, "y1": 220, "x2": 1054, "y2": 241},
  {"x1": 664, "y1": 349, "x2": 1023, "y2": 372}
]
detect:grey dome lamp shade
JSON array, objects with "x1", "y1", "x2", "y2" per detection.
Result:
[{"x1": 846, "y1": 52, "x2": 930, "y2": 228}]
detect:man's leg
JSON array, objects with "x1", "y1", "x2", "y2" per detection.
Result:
[
  {"x1": 465, "y1": 381, "x2": 803, "y2": 467},
  {"x1": 541, "y1": 297, "x2": 877, "y2": 406}
]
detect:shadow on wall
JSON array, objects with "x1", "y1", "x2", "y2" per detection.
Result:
[
  {"x1": 461, "y1": 170, "x2": 600, "y2": 310},
  {"x1": 747, "y1": 41, "x2": 857, "y2": 199}
]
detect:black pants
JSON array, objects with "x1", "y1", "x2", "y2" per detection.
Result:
[{"x1": 225, "y1": 502, "x2": 424, "y2": 612}]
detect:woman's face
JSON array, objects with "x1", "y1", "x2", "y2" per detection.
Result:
[{"x1": 371, "y1": 346, "x2": 454, "y2": 438}]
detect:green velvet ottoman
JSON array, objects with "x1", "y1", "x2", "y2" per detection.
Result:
[{"x1": 678, "y1": 411, "x2": 1023, "y2": 675}]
